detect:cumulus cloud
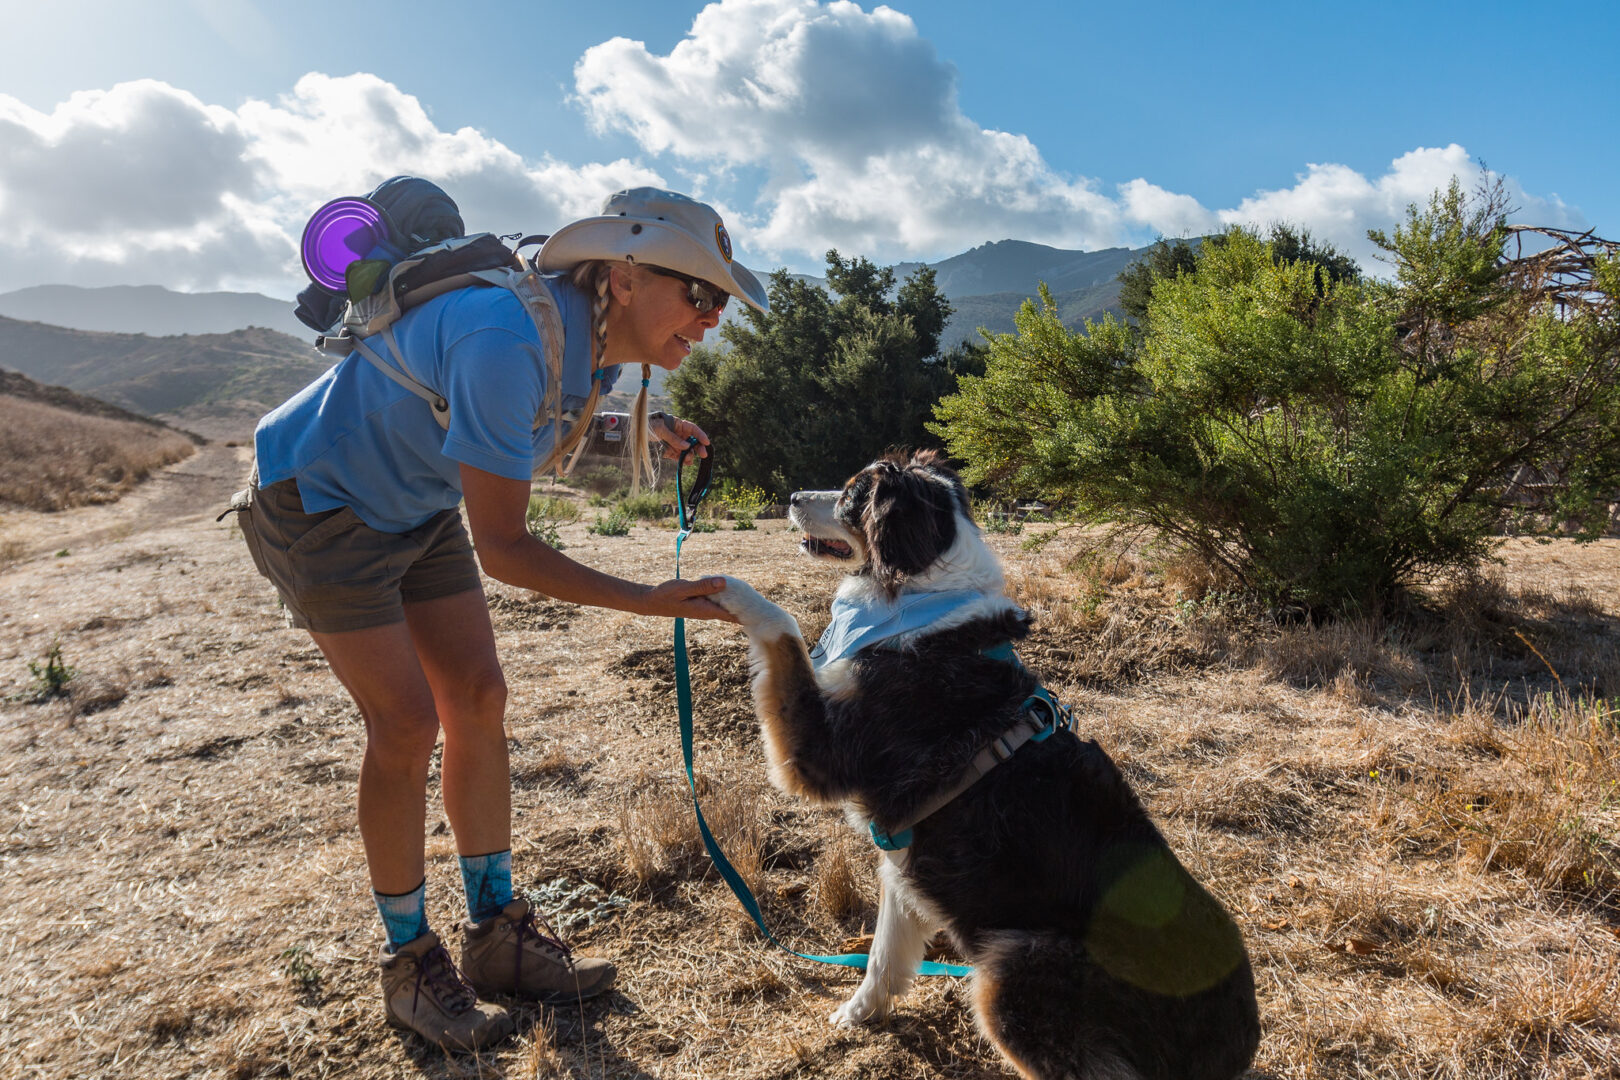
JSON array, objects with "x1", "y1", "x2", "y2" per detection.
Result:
[
  {"x1": 577, "y1": 0, "x2": 1585, "y2": 270},
  {"x1": 0, "y1": 0, "x2": 1589, "y2": 297},
  {"x1": 0, "y1": 75, "x2": 663, "y2": 296},
  {"x1": 1212, "y1": 146, "x2": 1580, "y2": 268},
  {"x1": 576, "y1": 0, "x2": 1124, "y2": 257}
]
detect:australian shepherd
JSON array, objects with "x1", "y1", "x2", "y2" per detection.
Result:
[{"x1": 712, "y1": 450, "x2": 1260, "y2": 1080}]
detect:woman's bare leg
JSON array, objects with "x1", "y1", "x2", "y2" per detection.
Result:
[
  {"x1": 309, "y1": 622, "x2": 442, "y2": 894},
  {"x1": 402, "y1": 588, "x2": 510, "y2": 858}
]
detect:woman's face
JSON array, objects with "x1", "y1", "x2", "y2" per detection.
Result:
[{"x1": 605, "y1": 265, "x2": 724, "y2": 370}]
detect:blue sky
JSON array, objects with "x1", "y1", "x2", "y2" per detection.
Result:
[{"x1": 1, "y1": 0, "x2": 1614, "y2": 297}]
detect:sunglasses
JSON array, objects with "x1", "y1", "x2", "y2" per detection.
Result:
[{"x1": 644, "y1": 265, "x2": 729, "y2": 314}]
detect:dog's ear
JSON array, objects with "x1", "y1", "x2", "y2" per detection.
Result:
[{"x1": 864, "y1": 463, "x2": 958, "y2": 596}]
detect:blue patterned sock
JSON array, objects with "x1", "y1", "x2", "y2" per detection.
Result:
[
  {"x1": 459, "y1": 850, "x2": 513, "y2": 923},
  {"x1": 373, "y1": 880, "x2": 429, "y2": 952}
]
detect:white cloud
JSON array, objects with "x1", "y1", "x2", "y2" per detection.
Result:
[
  {"x1": 575, "y1": 0, "x2": 1585, "y2": 271},
  {"x1": 575, "y1": 0, "x2": 1124, "y2": 259},
  {"x1": 0, "y1": 74, "x2": 664, "y2": 296},
  {"x1": 0, "y1": 2, "x2": 1588, "y2": 298},
  {"x1": 1211, "y1": 146, "x2": 1580, "y2": 268}
]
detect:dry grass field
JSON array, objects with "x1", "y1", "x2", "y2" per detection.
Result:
[
  {"x1": 0, "y1": 395, "x2": 194, "y2": 515},
  {"x1": 0, "y1": 441, "x2": 1616, "y2": 1080}
]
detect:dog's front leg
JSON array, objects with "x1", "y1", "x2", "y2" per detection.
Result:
[
  {"x1": 832, "y1": 858, "x2": 932, "y2": 1027},
  {"x1": 713, "y1": 577, "x2": 847, "y2": 802}
]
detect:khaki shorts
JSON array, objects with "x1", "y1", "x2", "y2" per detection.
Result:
[{"x1": 236, "y1": 478, "x2": 483, "y2": 634}]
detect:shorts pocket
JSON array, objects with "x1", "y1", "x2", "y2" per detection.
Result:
[
  {"x1": 288, "y1": 506, "x2": 363, "y2": 557},
  {"x1": 240, "y1": 507, "x2": 272, "y2": 579}
]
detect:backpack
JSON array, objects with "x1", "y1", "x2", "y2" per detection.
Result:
[{"x1": 295, "y1": 178, "x2": 600, "y2": 477}]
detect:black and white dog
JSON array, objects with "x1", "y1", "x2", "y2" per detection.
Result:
[{"x1": 713, "y1": 450, "x2": 1259, "y2": 1080}]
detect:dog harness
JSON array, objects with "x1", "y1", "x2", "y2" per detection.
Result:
[{"x1": 867, "y1": 641, "x2": 1073, "y2": 857}]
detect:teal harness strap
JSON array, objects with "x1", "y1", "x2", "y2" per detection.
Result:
[{"x1": 671, "y1": 441, "x2": 969, "y2": 978}]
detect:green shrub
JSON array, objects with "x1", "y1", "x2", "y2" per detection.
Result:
[
  {"x1": 934, "y1": 182, "x2": 1620, "y2": 612},
  {"x1": 526, "y1": 494, "x2": 579, "y2": 550},
  {"x1": 28, "y1": 641, "x2": 75, "y2": 700},
  {"x1": 619, "y1": 489, "x2": 674, "y2": 522},
  {"x1": 589, "y1": 508, "x2": 632, "y2": 536}
]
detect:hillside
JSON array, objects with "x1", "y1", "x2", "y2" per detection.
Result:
[
  {"x1": 0, "y1": 315, "x2": 331, "y2": 418},
  {"x1": 0, "y1": 370, "x2": 198, "y2": 512},
  {"x1": 0, "y1": 283, "x2": 311, "y2": 342}
]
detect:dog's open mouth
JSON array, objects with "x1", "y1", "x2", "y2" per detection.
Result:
[{"x1": 801, "y1": 534, "x2": 854, "y2": 560}]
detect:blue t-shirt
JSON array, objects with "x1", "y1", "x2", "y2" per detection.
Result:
[{"x1": 255, "y1": 276, "x2": 620, "y2": 533}]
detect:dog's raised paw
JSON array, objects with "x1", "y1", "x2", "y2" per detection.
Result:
[{"x1": 714, "y1": 576, "x2": 799, "y2": 639}]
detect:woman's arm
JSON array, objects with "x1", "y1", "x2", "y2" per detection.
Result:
[{"x1": 460, "y1": 464, "x2": 735, "y2": 621}]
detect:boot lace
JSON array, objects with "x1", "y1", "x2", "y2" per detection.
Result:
[
  {"x1": 413, "y1": 943, "x2": 478, "y2": 1017},
  {"x1": 511, "y1": 905, "x2": 573, "y2": 988}
]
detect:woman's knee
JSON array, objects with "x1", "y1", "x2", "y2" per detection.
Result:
[
  {"x1": 439, "y1": 666, "x2": 508, "y2": 729},
  {"x1": 362, "y1": 706, "x2": 441, "y2": 770}
]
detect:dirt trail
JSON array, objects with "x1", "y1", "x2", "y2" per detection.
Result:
[{"x1": 1, "y1": 437, "x2": 253, "y2": 561}]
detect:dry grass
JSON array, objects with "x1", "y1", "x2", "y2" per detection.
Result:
[
  {"x1": 0, "y1": 395, "x2": 195, "y2": 511},
  {"x1": 1, "y1": 471, "x2": 1618, "y2": 1079}
]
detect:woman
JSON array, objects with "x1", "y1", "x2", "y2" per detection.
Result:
[{"x1": 239, "y1": 183, "x2": 768, "y2": 1049}]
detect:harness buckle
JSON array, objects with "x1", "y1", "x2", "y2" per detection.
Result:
[
  {"x1": 869, "y1": 822, "x2": 913, "y2": 851},
  {"x1": 1021, "y1": 691, "x2": 1061, "y2": 742}
]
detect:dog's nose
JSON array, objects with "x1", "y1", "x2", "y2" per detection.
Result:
[{"x1": 790, "y1": 492, "x2": 803, "y2": 506}]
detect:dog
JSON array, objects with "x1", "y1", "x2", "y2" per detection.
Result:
[{"x1": 711, "y1": 449, "x2": 1260, "y2": 1080}]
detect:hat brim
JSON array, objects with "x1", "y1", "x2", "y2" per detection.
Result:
[{"x1": 537, "y1": 216, "x2": 769, "y2": 314}]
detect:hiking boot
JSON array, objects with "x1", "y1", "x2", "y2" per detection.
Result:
[
  {"x1": 380, "y1": 931, "x2": 514, "y2": 1050},
  {"x1": 460, "y1": 897, "x2": 617, "y2": 1003}
]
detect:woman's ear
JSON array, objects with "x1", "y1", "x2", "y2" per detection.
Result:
[{"x1": 607, "y1": 264, "x2": 635, "y2": 306}]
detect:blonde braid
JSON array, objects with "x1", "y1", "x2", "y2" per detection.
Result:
[{"x1": 569, "y1": 261, "x2": 656, "y2": 494}]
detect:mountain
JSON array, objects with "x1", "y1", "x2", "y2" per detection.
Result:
[
  {"x1": 784, "y1": 239, "x2": 1148, "y2": 347},
  {"x1": 0, "y1": 237, "x2": 1157, "y2": 408},
  {"x1": 895, "y1": 240, "x2": 1144, "y2": 346},
  {"x1": 0, "y1": 316, "x2": 330, "y2": 418},
  {"x1": 0, "y1": 368, "x2": 201, "y2": 441},
  {"x1": 0, "y1": 284, "x2": 312, "y2": 342},
  {"x1": 895, "y1": 239, "x2": 1143, "y2": 299}
]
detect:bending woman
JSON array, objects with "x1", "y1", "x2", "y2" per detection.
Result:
[{"x1": 238, "y1": 182, "x2": 767, "y2": 1049}]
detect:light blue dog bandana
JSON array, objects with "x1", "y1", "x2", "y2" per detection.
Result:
[{"x1": 810, "y1": 589, "x2": 987, "y2": 669}]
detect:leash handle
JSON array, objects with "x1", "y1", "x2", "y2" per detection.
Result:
[{"x1": 673, "y1": 436, "x2": 712, "y2": 580}]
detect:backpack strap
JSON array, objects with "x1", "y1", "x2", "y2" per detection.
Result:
[
  {"x1": 470, "y1": 266, "x2": 606, "y2": 479},
  {"x1": 348, "y1": 328, "x2": 452, "y2": 429},
  {"x1": 325, "y1": 260, "x2": 607, "y2": 467}
]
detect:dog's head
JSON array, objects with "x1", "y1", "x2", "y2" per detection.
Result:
[{"x1": 789, "y1": 449, "x2": 998, "y2": 597}]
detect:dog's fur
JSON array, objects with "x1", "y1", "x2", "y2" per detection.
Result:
[{"x1": 713, "y1": 450, "x2": 1259, "y2": 1080}]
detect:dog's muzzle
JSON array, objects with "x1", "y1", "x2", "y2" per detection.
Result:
[{"x1": 789, "y1": 490, "x2": 857, "y2": 561}]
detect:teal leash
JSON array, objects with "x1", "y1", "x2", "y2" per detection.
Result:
[{"x1": 670, "y1": 440, "x2": 970, "y2": 978}]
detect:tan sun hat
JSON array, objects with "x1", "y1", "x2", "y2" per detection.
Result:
[{"x1": 537, "y1": 188, "x2": 769, "y2": 313}]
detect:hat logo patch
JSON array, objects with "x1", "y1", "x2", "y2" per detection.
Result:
[{"x1": 715, "y1": 223, "x2": 733, "y2": 263}]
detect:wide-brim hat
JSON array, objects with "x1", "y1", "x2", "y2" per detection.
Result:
[{"x1": 537, "y1": 188, "x2": 769, "y2": 313}]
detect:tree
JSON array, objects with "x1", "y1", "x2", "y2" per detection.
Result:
[
  {"x1": 667, "y1": 251, "x2": 973, "y2": 495},
  {"x1": 935, "y1": 183, "x2": 1620, "y2": 611},
  {"x1": 1116, "y1": 227, "x2": 1360, "y2": 327}
]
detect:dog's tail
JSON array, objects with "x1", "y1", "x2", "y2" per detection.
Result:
[{"x1": 970, "y1": 929, "x2": 1258, "y2": 1080}]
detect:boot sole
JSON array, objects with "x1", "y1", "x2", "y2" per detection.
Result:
[
  {"x1": 384, "y1": 1012, "x2": 515, "y2": 1050},
  {"x1": 467, "y1": 975, "x2": 617, "y2": 1004}
]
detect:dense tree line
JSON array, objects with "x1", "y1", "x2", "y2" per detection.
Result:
[{"x1": 667, "y1": 252, "x2": 984, "y2": 495}]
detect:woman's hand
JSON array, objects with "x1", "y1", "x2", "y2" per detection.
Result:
[
  {"x1": 641, "y1": 576, "x2": 739, "y2": 622},
  {"x1": 650, "y1": 412, "x2": 712, "y2": 461}
]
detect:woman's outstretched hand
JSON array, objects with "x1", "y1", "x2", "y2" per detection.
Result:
[{"x1": 641, "y1": 576, "x2": 738, "y2": 622}]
